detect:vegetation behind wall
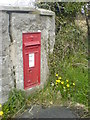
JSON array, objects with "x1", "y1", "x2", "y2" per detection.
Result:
[{"x1": 37, "y1": 2, "x2": 88, "y2": 106}]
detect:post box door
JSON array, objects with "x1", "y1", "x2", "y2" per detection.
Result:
[{"x1": 23, "y1": 32, "x2": 41, "y2": 89}]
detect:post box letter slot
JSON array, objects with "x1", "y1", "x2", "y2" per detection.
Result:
[{"x1": 24, "y1": 41, "x2": 40, "y2": 47}]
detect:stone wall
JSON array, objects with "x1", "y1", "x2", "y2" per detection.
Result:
[{"x1": 0, "y1": 6, "x2": 55, "y2": 104}]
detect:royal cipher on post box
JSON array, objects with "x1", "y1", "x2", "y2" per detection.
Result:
[{"x1": 22, "y1": 32, "x2": 41, "y2": 89}]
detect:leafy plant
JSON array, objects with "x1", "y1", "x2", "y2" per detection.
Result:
[
  {"x1": 37, "y1": 2, "x2": 86, "y2": 34},
  {"x1": 48, "y1": 21, "x2": 88, "y2": 106},
  {"x1": 2, "y1": 89, "x2": 26, "y2": 118},
  {"x1": 52, "y1": 74, "x2": 76, "y2": 99}
]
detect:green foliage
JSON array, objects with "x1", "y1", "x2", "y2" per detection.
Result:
[
  {"x1": 37, "y1": 2, "x2": 86, "y2": 34},
  {"x1": 49, "y1": 23, "x2": 88, "y2": 74},
  {"x1": 48, "y1": 22, "x2": 88, "y2": 106},
  {"x1": 27, "y1": 76, "x2": 63, "y2": 107},
  {"x1": 54, "y1": 23, "x2": 88, "y2": 61},
  {"x1": 52, "y1": 74, "x2": 76, "y2": 99},
  {"x1": 37, "y1": 2, "x2": 84, "y2": 16},
  {"x1": 2, "y1": 89, "x2": 26, "y2": 118}
]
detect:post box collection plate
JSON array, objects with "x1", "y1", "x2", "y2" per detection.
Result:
[
  {"x1": 23, "y1": 32, "x2": 41, "y2": 89},
  {"x1": 29, "y1": 53, "x2": 34, "y2": 67}
]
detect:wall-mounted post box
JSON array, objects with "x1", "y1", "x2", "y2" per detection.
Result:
[{"x1": 22, "y1": 32, "x2": 41, "y2": 89}]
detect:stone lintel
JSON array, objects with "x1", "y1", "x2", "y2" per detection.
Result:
[{"x1": 0, "y1": 6, "x2": 55, "y2": 16}]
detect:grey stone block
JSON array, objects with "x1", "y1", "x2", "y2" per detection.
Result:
[{"x1": 0, "y1": 6, "x2": 55, "y2": 104}]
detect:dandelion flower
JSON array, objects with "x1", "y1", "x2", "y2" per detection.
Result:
[
  {"x1": 66, "y1": 79, "x2": 69, "y2": 82},
  {"x1": 56, "y1": 80, "x2": 60, "y2": 83},
  {"x1": 73, "y1": 83, "x2": 75, "y2": 86},
  {"x1": 67, "y1": 84, "x2": 70, "y2": 87},
  {"x1": 61, "y1": 81, "x2": 64, "y2": 85},
  {"x1": 0, "y1": 111, "x2": 3, "y2": 116},
  {"x1": 56, "y1": 74, "x2": 58, "y2": 77},
  {"x1": 58, "y1": 77, "x2": 61, "y2": 79},
  {"x1": 0, "y1": 104, "x2": 2, "y2": 107}
]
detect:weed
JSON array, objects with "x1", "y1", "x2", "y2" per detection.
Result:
[{"x1": 2, "y1": 89, "x2": 26, "y2": 118}]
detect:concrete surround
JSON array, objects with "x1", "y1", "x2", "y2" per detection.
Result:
[{"x1": 0, "y1": 6, "x2": 55, "y2": 104}]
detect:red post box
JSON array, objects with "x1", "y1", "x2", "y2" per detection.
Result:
[{"x1": 22, "y1": 32, "x2": 41, "y2": 89}]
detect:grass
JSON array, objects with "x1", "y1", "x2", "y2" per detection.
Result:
[
  {"x1": 47, "y1": 21, "x2": 88, "y2": 107},
  {"x1": 2, "y1": 89, "x2": 26, "y2": 118},
  {"x1": 58, "y1": 64, "x2": 88, "y2": 106}
]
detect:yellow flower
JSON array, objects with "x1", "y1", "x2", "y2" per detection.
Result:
[
  {"x1": 56, "y1": 80, "x2": 60, "y2": 83},
  {"x1": 0, "y1": 111, "x2": 3, "y2": 116},
  {"x1": 61, "y1": 81, "x2": 64, "y2": 85},
  {"x1": 67, "y1": 84, "x2": 70, "y2": 87},
  {"x1": 56, "y1": 74, "x2": 58, "y2": 77},
  {"x1": 66, "y1": 79, "x2": 69, "y2": 82},
  {"x1": 58, "y1": 77, "x2": 61, "y2": 79},
  {"x1": 0, "y1": 104, "x2": 2, "y2": 107},
  {"x1": 73, "y1": 83, "x2": 75, "y2": 86}
]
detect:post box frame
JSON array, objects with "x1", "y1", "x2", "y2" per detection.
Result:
[{"x1": 22, "y1": 32, "x2": 41, "y2": 89}]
